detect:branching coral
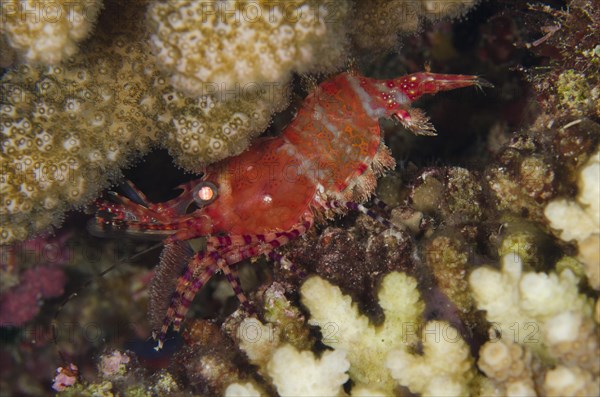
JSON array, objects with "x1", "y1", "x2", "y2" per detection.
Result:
[
  {"x1": 470, "y1": 254, "x2": 594, "y2": 354},
  {"x1": 386, "y1": 320, "x2": 477, "y2": 396},
  {"x1": 477, "y1": 333, "x2": 539, "y2": 396},
  {"x1": 227, "y1": 314, "x2": 348, "y2": 396},
  {"x1": 227, "y1": 273, "x2": 481, "y2": 396},
  {"x1": 472, "y1": 254, "x2": 599, "y2": 395},
  {"x1": 545, "y1": 149, "x2": 600, "y2": 289},
  {"x1": 301, "y1": 272, "x2": 424, "y2": 393},
  {"x1": 0, "y1": 0, "x2": 103, "y2": 65},
  {"x1": 267, "y1": 344, "x2": 350, "y2": 397},
  {"x1": 147, "y1": 0, "x2": 350, "y2": 97}
]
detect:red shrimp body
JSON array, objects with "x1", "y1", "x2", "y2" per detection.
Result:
[
  {"x1": 200, "y1": 137, "x2": 317, "y2": 235},
  {"x1": 199, "y1": 72, "x2": 396, "y2": 235},
  {"x1": 93, "y1": 71, "x2": 490, "y2": 347}
]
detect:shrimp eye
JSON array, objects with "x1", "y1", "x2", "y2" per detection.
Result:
[{"x1": 193, "y1": 181, "x2": 218, "y2": 207}]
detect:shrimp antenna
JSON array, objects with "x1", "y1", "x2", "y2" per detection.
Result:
[{"x1": 51, "y1": 240, "x2": 163, "y2": 365}]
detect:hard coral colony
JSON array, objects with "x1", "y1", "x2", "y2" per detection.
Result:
[{"x1": 0, "y1": 1, "x2": 599, "y2": 397}]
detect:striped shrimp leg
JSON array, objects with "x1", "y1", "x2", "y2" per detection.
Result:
[{"x1": 151, "y1": 216, "x2": 313, "y2": 349}]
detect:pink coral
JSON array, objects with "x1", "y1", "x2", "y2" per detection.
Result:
[
  {"x1": 99, "y1": 350, "x2": 130, "y2": 378},
  {"x1": 52, "y1": 363, "x2": 78, "y2": 392},
  {"x1": 0, "y1": 267, "x2": 66, "y2": 326},
  {"x1": 0, "y1": 231, "x2": 71, "y2": 327}
]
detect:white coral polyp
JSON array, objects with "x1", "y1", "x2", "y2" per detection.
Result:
[{"x1": 479, "y1": 342, "x2": 511, "y2": 371}]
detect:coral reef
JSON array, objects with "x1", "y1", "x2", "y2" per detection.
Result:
[
  {"x1": 545, "y1": 149, "x2": 600, "y2": 289},
  {"x1": 301, "y1": 271, "x2": 424, "y2": 393},
  {"x1": 0, "y1": 231, "x2": 71, "y2": 326},
  {"x1": 1, "y1": 0, "x2": 414, "y2": 245},
  {"x1": 0, "y1": 0, "x2": 291, "y2": 244},
  {"x1": 267, "y1": 344, "x2": 349, "y2": 396},
  {"x1": 0, "y1": 0, "x2": 103, "y2": 65},
  {"x1": 386, "y1": 320, "x2": 477, "y2": 396},
  {"x1": 1, "y1": 0, "x2": 600, "y2": 396},
  {"x1": 525, "y1": 1, "x2": 600, "y2": 120},
  {"x1": 54, "y1": 350, "x2": 182, "y2": 396},
  {"x1": 147, "y1": 0, "x2": 350, "y2": 97},
  {"x1": 350, "y1": 0, "x2": 478, "y2": 54},
  {"x1": 0, "y1": 8, "x2": 159, "y2": 243},
  {"x1": 471, "y1": 254, "x2": 599, "y2": 395}
]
